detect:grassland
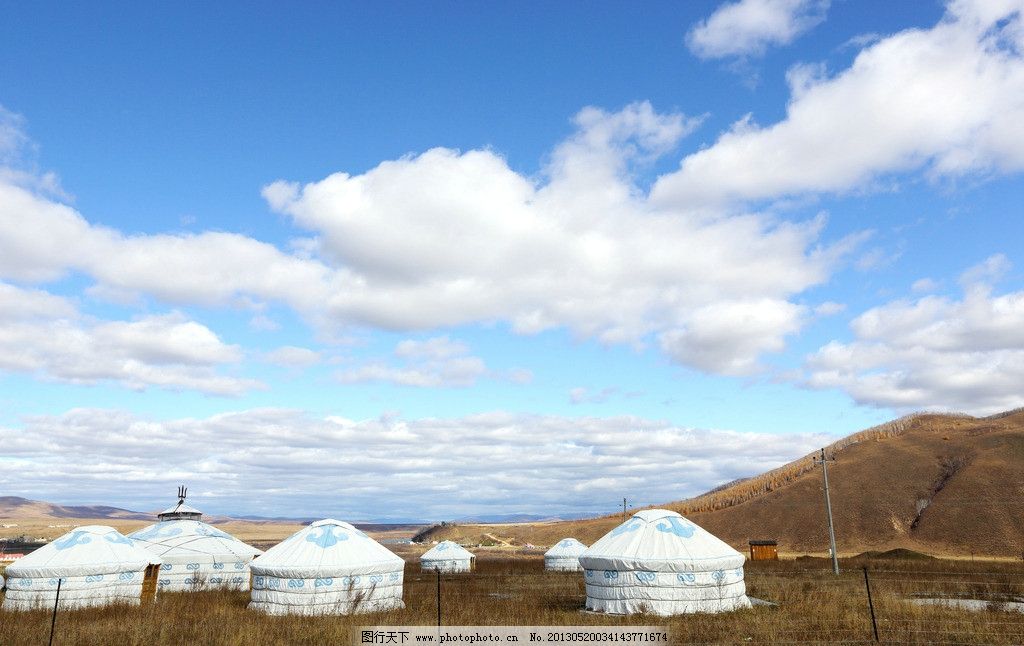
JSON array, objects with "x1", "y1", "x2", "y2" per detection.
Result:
[{"x1": 2, "y1": 556, "x2": 1022, "y2": 645}]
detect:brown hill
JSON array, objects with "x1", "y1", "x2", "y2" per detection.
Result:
[
  {"x1": 0, "y1": 496, "x2": 153, "y2": 521},
  {"x1": 420, "y1": 409, "x2": 1024, "y2": 557}
]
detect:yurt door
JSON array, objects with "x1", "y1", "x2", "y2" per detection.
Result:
[{"x1": 142, "y1": 564, "x2": 160, "y2": 602}]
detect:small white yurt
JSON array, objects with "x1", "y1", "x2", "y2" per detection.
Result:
[
  {"x1": 129, "y1": 487, "x2": 262, "y2": 592},
  {"x1": 545, "y1": 538, "x2": 588, "y2": 571},
  {"x1": 2, "y1": 526, "x2": 161, "y2": 611},
  {"x1": 420, "y1": 541, "x2": 475, "y2": 573},
  {"x1": 249, "y1": 519, "x2": 405, "y2": 615},
  {"x1": 579, "y1": 509, "x2": 750, "y2": 615}
]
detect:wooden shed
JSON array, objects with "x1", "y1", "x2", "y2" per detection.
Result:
[{"x1": 749, "y1": 539, "x2": 778, "y2": 561}]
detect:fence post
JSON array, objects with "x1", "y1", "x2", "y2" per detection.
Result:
[
  {"x1": 436, "y1": 568, "x2": 441, "y2": 627},
  {"x1": 862, "y1": 566, "x2": 879, "y2": 642},
  {"x1": 49, "y1": 577, "x2": 62, "y2": 646}
]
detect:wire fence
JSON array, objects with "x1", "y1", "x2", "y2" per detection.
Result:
[{"x1": 401, "y1": 562, "x2": 1024, "y2": 644}]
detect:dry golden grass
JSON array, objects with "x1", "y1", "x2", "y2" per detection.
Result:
[{"x1": 2, "y1": 556, "x2": 1022, "y2": 645}]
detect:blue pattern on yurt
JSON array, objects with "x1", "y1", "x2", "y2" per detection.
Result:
[
  {"x1": 53, "y1": 530, "x2": 91, "y2": 550},
  {"x1": 315, "y1": 577, "x2": 333, "y2": 587},
  {"x1": 655, "y1": 516, "x2": 695, "y2": 538},
  {"x1": 132, "y1": 525, "x2": 183, "y2": 541},
  {"x1": 306, "y1": 526, "x2": 348, "y2": 548},
  {"x1": 103, "y1": 532, "x2": 133, "y2": 545},
  {"x1": 635, "y1": 571, "x2": 657, "y2": 583},
  {"x1": 610, "y1": 519, "x2": 642, "y2": 536}
]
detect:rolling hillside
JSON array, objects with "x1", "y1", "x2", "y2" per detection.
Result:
[
  {"x1": 0, "y1": 496, "x2": 153, "y2": 521},
  {"x1": 420, "y1": 409, "x2": 1024, "y2": 557}
]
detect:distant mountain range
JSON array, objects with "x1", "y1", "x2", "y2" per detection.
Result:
[
  {"x1": 0, "y1": 496, "x2": 595, "y2": 527},
  {"x1": 0, "y1": 496, "x2": 153, "y2": 521},
  {"x1": 454, "y1": 512, "x2": 595, "y2": 523}
]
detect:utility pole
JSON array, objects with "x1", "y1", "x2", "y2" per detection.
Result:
[
  {"x1": 622, "y1": 498, "x2": 627, "y2": 523},
  {"x1": 814, "y1": 448, "x2": 840, "y2": 575}
]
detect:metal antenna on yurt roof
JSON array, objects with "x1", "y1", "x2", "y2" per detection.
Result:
[{"x1": 158, "y1": 484, "x2": 203, "y2": 522}]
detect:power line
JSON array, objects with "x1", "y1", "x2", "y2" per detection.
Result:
[{"x1": 814, "y1": 447, "x2": 840, "y2": 575}]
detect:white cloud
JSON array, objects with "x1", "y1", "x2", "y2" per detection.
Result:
[
  {"x1": 569, "y1": 386, "x2": 618, "y2": 405},
  {"x1": 0, "y1": 407, "x2": 832, "y2": 519},
  {"x1": 659, "y1": 298, "x2": 806, "y2": 375},
  {"x1": 506, "y1": 367, "x2": 535, "y2": 385},
  {"x1": 0, "y1": 283, "x2": 260, "y2": 395},
  {"x1": 687, "y1": 0, "x2": 829, "y2": 60},
  {"x1": 0, "y1": 181, "x2": 333, "y2": 307},
  {"x1": 337, "y1": 336, "x2": 488, "y2": 388},
  {"x1": 394, "y1": 336, "x2": 469, "y2": 361},
  {"x1": 854, "y1": 246, "x2": 901, "y2": 272},
  {"x1": 958, "y1": 252, "x2": 1011, "y2": 286},
  {"x1": 0, "y1": 101, "x2": 851, "y2": 376},
  {"x1": 806, "y1": 255, "x2": 1024, "y2": 414},
  {"x1": 911, "y1": 278, "x2": 940, "y2": 293},
  {"x1": 265, "y1": 102, "x2": 846, "y2": 375},
  {"x1": 814, "y1": 301, "x2": 845, "y2": 316},
  {"x1": 263, "y1": 346, "x2": 322, "y2": 368},
  {"x1": 659, "y1": 0, "x2": 1024, "y2": 206}
]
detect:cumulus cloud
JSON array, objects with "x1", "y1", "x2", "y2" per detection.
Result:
[
  {"x1": 0, "y1": 181, "x2": 333, "y2": 306},
  {"x1": 0, "y1": 407, "x2": 832, "y2": 519},
  {"x1": 806, "y1": 255, "x2": 1024, "y2": 414},
  {"x1": 337, "y1": 336, "x2": 489, "y2": 388},
  {"x1": 266, "y1": 102, "x2": 844, "y2": 375},
  {"x1": 263, "y1": 346, "x2": 322, "y2": 368},
  {"x1": 687, "y1": 0, "x2": 829, "y2": 60},
  {"x1": 0, "y1": 283, "x2": 260, "y2": 395},
  {"x1": 0, "y1": 101, "x2": 849, "y2": 376},
  {"x1": 660, "y1": 0, "x2": 1024, "y2": 206}
]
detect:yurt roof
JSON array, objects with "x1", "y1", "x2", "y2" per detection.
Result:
[
  {"x1": 129, "y1": 519, "x2": 262, "y2": 558},
  {"x1": 5, "y1": 525, "x2": 160, "y2": 578},
  {"x1": 250, "y1": 518, "x2": 402, "y2": 578},
  {"x1": 545, "y1": 538, "x2": 588, "y2": 558},
  {"x1": 578, "y1": 509, "x2": 743, "y2": 573},
  {"x1": 421, "y1": 541, "x2": 475, "y2": 561},
  {"x1": 158, "y1": 501, "x2": 203, "y2": 517}
]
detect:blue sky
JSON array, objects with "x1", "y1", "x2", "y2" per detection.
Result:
[{"x1": 1, "y1": 0, "x2": 1023, "y2": 520}]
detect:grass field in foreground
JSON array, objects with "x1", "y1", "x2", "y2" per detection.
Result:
[{"x1": 1, "y1": 557, "x2": 1023, "y2": 645}]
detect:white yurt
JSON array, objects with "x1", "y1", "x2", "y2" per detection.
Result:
[
  {"x1": 129, "y1": 488, "x2": 262, "y2": 592},
  {"x1": 544, "y1": 538, "x2": 588, "y2": 571},
  {"x1": 579, "y1": 509, "x2": 750, "y2": 615},
  {"x1": 2, "y1": 525, "x2": 161, "y2": 611},
  {"x1": 420, "y1": 541, "x2": 475, "y2": 573},
  {"x1": 249, "y1": 519, "x2": 405, "y2": 615}
]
